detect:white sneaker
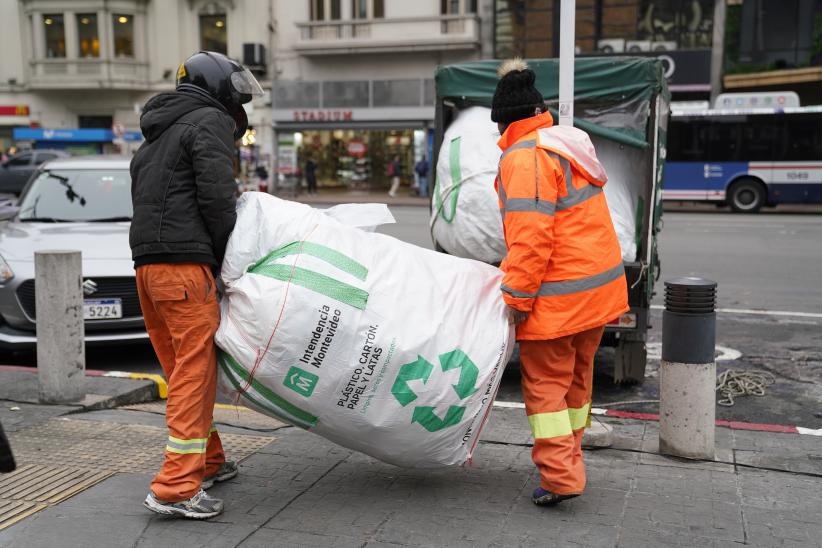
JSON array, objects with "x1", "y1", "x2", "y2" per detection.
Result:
[{"x1": 143, "y1": 489, "x2": 223, "y2": 519}]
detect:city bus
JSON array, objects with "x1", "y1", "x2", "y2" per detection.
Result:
[{"x1": 664, "y1": 99, "x2": 822, "y2": 212}]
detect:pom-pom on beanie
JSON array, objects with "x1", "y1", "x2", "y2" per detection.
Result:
[{"x1": 491, "y1": 58, "x2": 546, "y2": 125}]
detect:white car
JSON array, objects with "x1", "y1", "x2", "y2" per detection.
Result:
[{"x1": 0, "y1": 156, "x2": 147, "y2": 348}]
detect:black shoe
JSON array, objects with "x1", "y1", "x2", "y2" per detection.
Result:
[
  {"x1": 532, "y1": 486, "x2": 581, "y2": 506},
  {"x1": 143, "y1": 489, "x2": 223, "y2": 519}
]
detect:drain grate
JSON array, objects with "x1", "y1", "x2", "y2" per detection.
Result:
[{"x1": 0, "y1": 465, "x2": 112, "y2": 530}]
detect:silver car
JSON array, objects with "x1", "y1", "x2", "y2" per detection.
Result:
[{"x1": 0, "y1": 156, "x2": 147, "y2": 348}]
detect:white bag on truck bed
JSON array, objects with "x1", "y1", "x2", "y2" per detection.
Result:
[
  {"x1": 216, "y1": 192, "x2": 514, "y2": 468},
  {"x1": 432, "y1": 106, "x2": 638, "y2": 263}
]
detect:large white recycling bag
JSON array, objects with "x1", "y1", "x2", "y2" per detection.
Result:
[
  {"x1": 216, "y1": 192, "x2": 515, "y2": 468},
  {"x1": 431, "y1": 106, "x2": 638, "y2": 263},
  {"x1": 431, "y1": 107, "x2": 507, "y2": 264}
]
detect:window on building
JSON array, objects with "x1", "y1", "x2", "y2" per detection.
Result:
[
  {"x1": 352, "y1": 0, "x2": 368, "y2": 19},
  {"x1": 442, "y1": 0, "x2": 461, "y2": 14},
  {"x1": 494, "y1": 0, "x2": 555, "y2": 59},
  {"x1": 200, "y1": 14, "x2": 227, "y2": 54},
  {"x1": 310, "y1": 0, "x2": 325, "y2": 20},
  {"x1": 43, "y1": 14, "x2": 66, "y2": 58},
  {"x1": 79, "y1": 115, "x2": 114, "y2": 129},
  {"x1": 322, "y1": 81, "x2": 369, "y2": 108},
  {"x1": 330, "y1": 0, "x2": 341, "y2": 20},
  {"x1": 76, "y1": 14, "x2": 99, "y2": 58},
  {"x1": 113, "y1": 14, "x2": 134, "y2": 57},
  {"x1": 351, "y1": 0, "x2": 383, "y2": 19}
]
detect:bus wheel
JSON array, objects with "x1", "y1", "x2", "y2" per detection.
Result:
[{"x1": 728, "y1": 178, "x2": 766, "y2": 213}]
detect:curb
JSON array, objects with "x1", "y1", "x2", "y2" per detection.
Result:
[
  {"x1": 0, "y1": 365, "x2": 167, "y2": 407},
  {"x1": 492, "y1": 401, "x2": 822, "y2": 437}
]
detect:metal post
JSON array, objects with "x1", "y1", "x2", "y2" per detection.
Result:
[
  {"x1": 35, "y1": 250, "x2": 85, "y2": 404},
  {"x1": 558, "y1": 0, "x2": 576, "y2": 126},
  {"x1": 659, "y1": 277, "x2": 717, "y2": 459},
  {"x1": 709, "y1": 0, "x2": 727, "y2": 106}
]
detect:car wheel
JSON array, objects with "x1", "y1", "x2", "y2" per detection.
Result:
[{"x1": 728, "y1": 178, "x2": 766, "y2": 213}]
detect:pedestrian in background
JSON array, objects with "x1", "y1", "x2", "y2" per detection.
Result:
[
  {"x1": 492, "y1": 59, "x2": 628, "y2": 507},
  {"x1": 305, "y1": 156, "x2": 318, "y2": 195},
  {"x1": 415, "y1": 155, "x2": 429, "y2": 198},
  {"x1": 255, "y1": 163, "x2": 269, "y2": 193},
  {"x1": 130, "y1": 51, "x2": 264, "y2": 520},
  {"x1": 388, "y1": 154, "x2": 402, "y2": 197}
]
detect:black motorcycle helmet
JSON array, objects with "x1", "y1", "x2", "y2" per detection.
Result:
[{"x1": 176, "y1": 51, "x2": 264, "y2": 140}]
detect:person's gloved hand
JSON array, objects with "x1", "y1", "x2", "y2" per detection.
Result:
[{"x1": 507, "y1": 306, "x2": 528, "y2": 325}]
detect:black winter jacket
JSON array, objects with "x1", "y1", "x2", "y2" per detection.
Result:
[{"x1": 130, "y1": 90, "x2": 237, "y2": 268}]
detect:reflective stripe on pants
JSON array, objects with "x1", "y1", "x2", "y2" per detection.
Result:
[{"x1": 520, "y1": 325, "x2": 604, "y2": 495}]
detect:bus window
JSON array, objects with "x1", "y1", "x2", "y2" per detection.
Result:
[
  {"x1": 707, "y1": 118, "x2": 741, "y2": 162},
  {"x1": 782, "y1": 113, "x2": 822, "y2": 161},
  {"x1": 739, "y1": 117, "x2": 779, "y2": 161},
  {"x1": 668, "y1": 118, "x2": 709, "y2": 162}
]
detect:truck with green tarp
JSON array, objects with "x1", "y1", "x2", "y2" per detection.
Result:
[{"x1": 431, "y1": 57, "x2": 670, "y2": 382}]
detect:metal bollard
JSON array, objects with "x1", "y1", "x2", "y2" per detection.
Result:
[
  {"x1": 35, "y1": 250, "x2": 86, "y2": 404},
  {"x1": 659, "y1": 277, "x2": 717, "y2": 459}
]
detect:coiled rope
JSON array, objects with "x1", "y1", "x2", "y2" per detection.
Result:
[{"x1": 715, "y1": 369, "x2": 775, "y2": 407}]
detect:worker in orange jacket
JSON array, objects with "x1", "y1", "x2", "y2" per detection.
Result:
[{"x1": 491, "y1": 59, "x2": 629, "y2": 506}]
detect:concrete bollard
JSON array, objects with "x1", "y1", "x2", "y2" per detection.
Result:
[
  {"x1": 35, "y1": 250, "x2": 85, "y2": 404},
  {"x1": 659, "y1": 277, "x2": 717, "y2": 459}
]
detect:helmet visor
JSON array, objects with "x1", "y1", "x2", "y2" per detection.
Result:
[{"x1": 230, "y1": 68, "x2": 265, "y2": 97}]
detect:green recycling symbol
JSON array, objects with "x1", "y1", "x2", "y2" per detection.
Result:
[{"x1": 390, "y1": 349, "x2": 479, "y2": 432}]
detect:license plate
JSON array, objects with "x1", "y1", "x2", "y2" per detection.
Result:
[{"x1": 84, "y1": 299, "x2": 122, "y2": 320}]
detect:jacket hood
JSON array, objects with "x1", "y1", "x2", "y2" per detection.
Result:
[
  {"x1": 536, "y1": 126, "x2": 608, "y2": 186},
  {"x1": 139, "y1": 90, "x2": 228, "y2": 143}
]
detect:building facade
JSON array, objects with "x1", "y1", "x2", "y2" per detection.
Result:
[
  {"x1": 271, "y1": 0, "x2": 493, "y2": 190},
  {"x1": 0, "y1": 0, "x2": 276, "y2": 169}
]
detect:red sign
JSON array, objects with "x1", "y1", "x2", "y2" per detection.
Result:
[
  {"x1": 0, "y1": 105, "x2": 29, "y2": 116},
  {"x1": 347, "y1": 139, "x2": 367, "y2": 157},
  {"x1": 293, "y1": 110, "x2": 353, "y2": 122}
]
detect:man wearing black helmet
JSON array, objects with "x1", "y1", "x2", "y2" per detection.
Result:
[{"x1": 130, "y1": 51, "x2": 264, "y2": 520}]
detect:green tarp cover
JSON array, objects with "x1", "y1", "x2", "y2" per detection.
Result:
[{"x1": 435, "y1": 57, "x2": 671, "y2": 148}]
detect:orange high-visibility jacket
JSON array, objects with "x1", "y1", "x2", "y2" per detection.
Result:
[{"x1": 496, "y1": 111, "x2": 629, "y2": 340}]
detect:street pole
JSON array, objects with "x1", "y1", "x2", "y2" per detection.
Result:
[
  {"x1": 558, "y1": 0, "x2": 575, "y2": 126},
  {"x1": 35, "y1": 250, "x2": 86, "y2": 404},
  {"x1": 559, "y1": 0, "x2": 612, "y2": 448},
  {"x1": 709, "y1": 0, "x2": 727, "y2": 106}
]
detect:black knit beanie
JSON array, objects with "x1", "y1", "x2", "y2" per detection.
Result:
[{"x1": 491, "y1": 58, "x2": 545, "y2": 125}]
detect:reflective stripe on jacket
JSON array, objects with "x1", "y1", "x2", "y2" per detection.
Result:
[{"x1": 495, "y1": 111, "x2": 629, "y2": 340}]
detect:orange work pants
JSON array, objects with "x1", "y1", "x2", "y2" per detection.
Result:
[
  {"x1": 519, "y1": 325, "x2": 604, "y2": 495},
  {"x1": 136, "y1": 263, "x2": 225, "y2": 502}
]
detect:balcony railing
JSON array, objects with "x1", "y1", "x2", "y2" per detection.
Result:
[
  {"x1": 29, "y1": 58, "x2": 150, "y2": 89},
  {"x1": 294, "y1": 15, "x2": 481, "y2": 55}
]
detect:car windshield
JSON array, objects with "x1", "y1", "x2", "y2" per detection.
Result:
[{"x1": 17, "y1": 169, "x2": 132, "y2": 222}]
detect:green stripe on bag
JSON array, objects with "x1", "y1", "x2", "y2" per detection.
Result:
[
  {"x1": 250, "y1": 241, "x2": 368, "y2": 281},
  {"x1": 218, "y1": 351, "x2": 318, "y2": 429},
  {"x1": 433, "y1": 136, "x2": 462, "y2": 224},
  {"x1": 250, "y1": 263, "x2": 368, "y2": 310}
]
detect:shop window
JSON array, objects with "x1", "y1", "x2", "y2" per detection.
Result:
[
  {"x1": 76, "y1": 14, "x2": 99, "y2": 58},
  {"x1": 636, "y1": 0, "x2": 713, "y2": 49},
  {"x1": 79, "y1": 115, "x2": 114, "y2": 129},
  {"x1": 43, "y1": 14, "x2": 66, "y2": 58},
  {"x1": 200, "y1": 14, "x2": 227, "y2": 54},
  {"x1": 373, "y1": 80, "x2": 420, "y2": 107},
  {"x1": 275, "y1": 81, "x2": 321, "y2": 109},
  {"x1": 113, "y1": 14, "x2": 134, "y2": 57},
  {"x1": 322, "y1": 81, "x2": 369, "y2": 108}
]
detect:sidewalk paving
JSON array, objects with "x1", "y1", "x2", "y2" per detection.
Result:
[{"x1": 1, "y1": 398, "x2": 820, "y2": 548}]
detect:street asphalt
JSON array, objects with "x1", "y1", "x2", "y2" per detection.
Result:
[{"x1": 2, "y1": 205, "x2": 821, "y2": 428}]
